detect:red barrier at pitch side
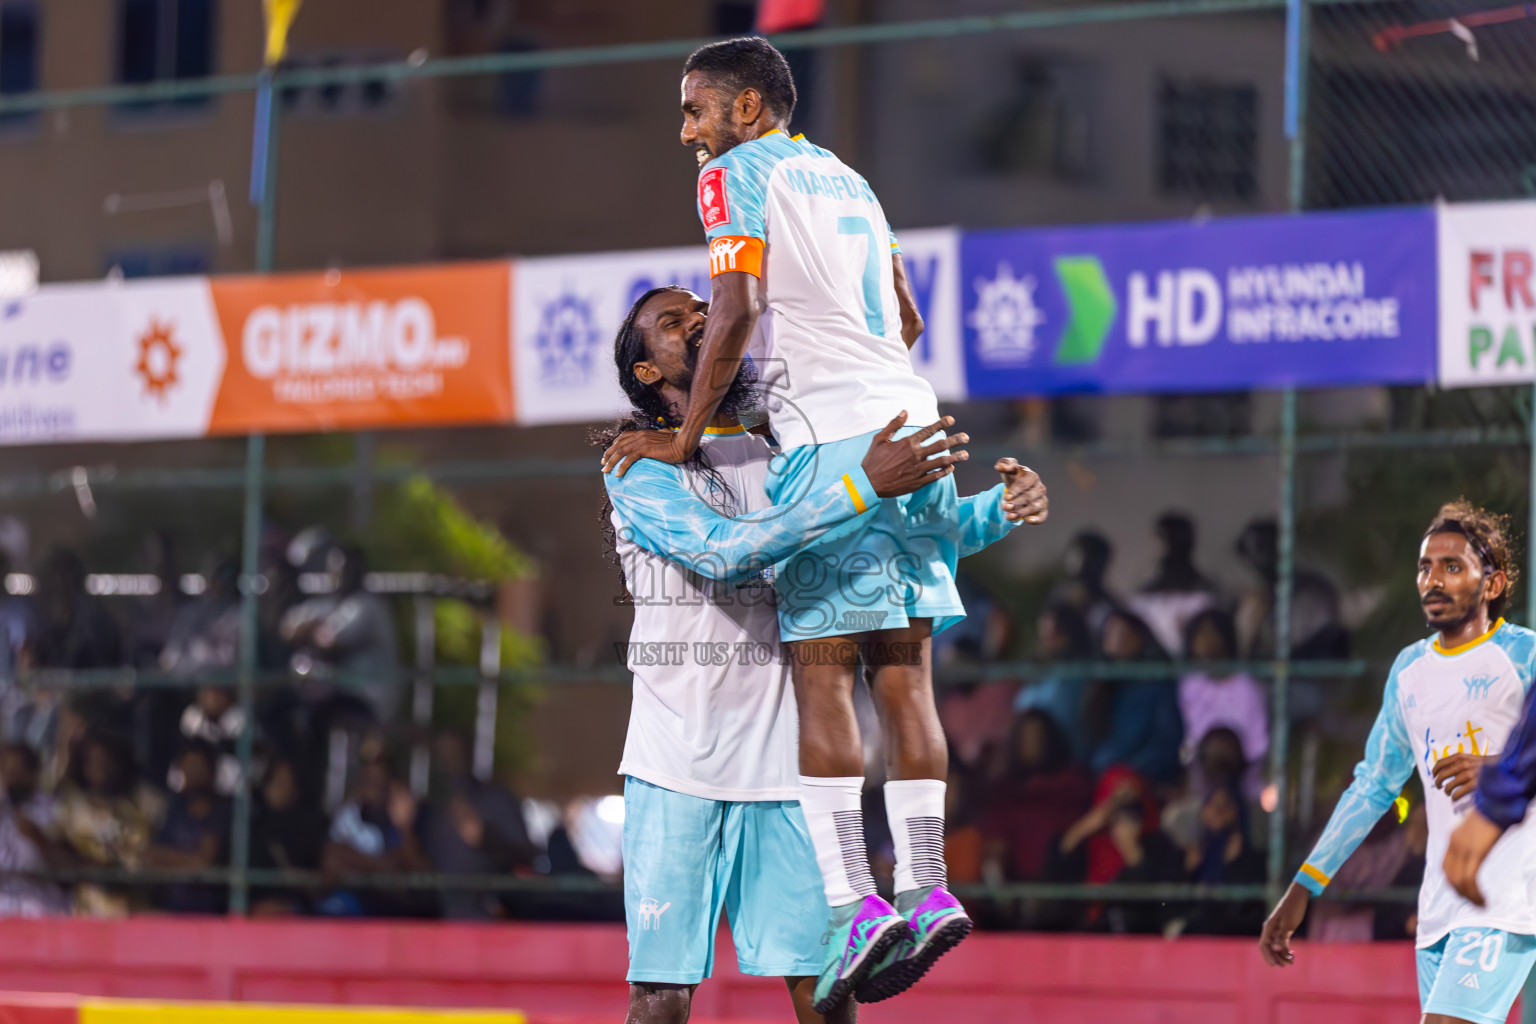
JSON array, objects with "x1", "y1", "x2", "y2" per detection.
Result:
[{"x1": 0, "y1": 917, "x2": 1471, "y2": 1023}]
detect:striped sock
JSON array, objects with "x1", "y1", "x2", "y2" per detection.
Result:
[
  {"x1": 886, "y1": 778, "x2": 948, "y2": 895},
  {"x1": 798, "y1": 775, "x2": 877, "y2": 907}
]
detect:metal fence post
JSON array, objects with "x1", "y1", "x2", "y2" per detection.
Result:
[
  {"x1": 1266, "y1": 0, "x2": 1309, "y2": 905},
  {"x1": 409, "y1": 596, "x2": 437, "y2": 797},
  {"x1": 1266, "y1": 390, "x2": 1298, "y2": 903},
  {"x1": 1284, "y1": 0, "x2": 1310, "y2": 212},
  {"x1": 229, "y1": 435, "x2": 266, "y2": 915},
  {"x1": 229, "y1": 80, "x2": 283, "y2": 916},
  {"x1": 473, "y1": 615, "x2": 502, "y2": 782}
]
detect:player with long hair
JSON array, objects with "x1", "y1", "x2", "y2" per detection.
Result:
[
  {"x1": 1260, "y1": 501, "x2": 1536, "y2": 1024},
  {"x1": 600, "y1": 285, "x2": 1046, "y2": 1023}
]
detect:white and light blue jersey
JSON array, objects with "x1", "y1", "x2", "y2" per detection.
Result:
[
  {"x1": 697, "y1": 131, "x2": 941, "y2": 450},
  {"x1": 605, "y1": 428, "x2": 1018, "y2": 801},
  {"x1": 1296, "y1": 620, "x2": 1536, "y2": 948}
]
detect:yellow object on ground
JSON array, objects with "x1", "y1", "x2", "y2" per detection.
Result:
[{"x1": 79, "y1": 1000, "x2": 526, "y2": 1024}]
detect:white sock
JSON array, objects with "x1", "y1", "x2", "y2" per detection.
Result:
[
  {"x1": 886, "y1": 778, "x2": 948, "y2": 895},
  {"x1": 798, "y1": 775, "x2": 877, "y2": 907}
]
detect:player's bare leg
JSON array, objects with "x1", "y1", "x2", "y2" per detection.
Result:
[
  {"x1": 866, "y1": 620, "x2": 946, "y2": 782},
  {"x1": 787, "y1": 976, "x2": 857, "y2": 1023},
  {"x1": 858, "y1": 619, "x2": 972, "y2": 1002},
  {"x1": 1423, "y1": 1015, "x2": 1479, "y2": 1023},
  {"x1": 625, "y1": 983, "x2": 694, "y2": 1024},
  {"x1": 791, "y1": 636, "x2": 910, "y2": 1013}
]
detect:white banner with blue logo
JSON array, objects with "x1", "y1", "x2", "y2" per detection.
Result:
[
  {"x1": 512, "y1": 246, "x2": 711, "y2": 426},
  {"x1": 511, "y1": 230, "x2": 967, "y2": 425},
  {"x1": 0, "y1": 278, "x2": 225, "y2": 444}
]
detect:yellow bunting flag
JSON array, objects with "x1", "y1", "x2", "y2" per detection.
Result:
[{"x1": 263, "y1": 0, "x2": 303, "y2": 66}]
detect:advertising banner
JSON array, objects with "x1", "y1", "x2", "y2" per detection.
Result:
[
  {"x1": 512, "y1": 246, "x2": 708, "y2": 427},
  {"x1": 960, "y1": 208, "x2": 1438, "y2": 396},
  {"x1": 512, "y1": 229, "x2": 966, "y2": 426},
  {"x1": 206, "y1": 262, "x2": 512, "y2": 434},
  {"x1": 1437, "y1": 200, "x2": 1536, "y2": 388},
  {"x1": 0, "y1": 263, "x2": 513, "y2": 446},
  {"x1": 0, "y1": 278, "x2": 226, "y2": 445},
  {"x1": 893, "y1": 227, "x2": 965, "y2": 402}
]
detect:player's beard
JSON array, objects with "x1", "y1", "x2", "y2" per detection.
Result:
[
  {"x1": 679, "y1": 325, "x2": 760, "y2": 420},
  {"x1": 696, "y1": 123, "x2": 747, "y2": 165},
  {"x1": 1422, "y1": 580, "x2": 1485, "y2": 632}
]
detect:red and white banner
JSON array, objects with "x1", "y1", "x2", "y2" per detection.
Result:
[{"x1": 0, "y1": 263, "x2": 513, "y2": 445}]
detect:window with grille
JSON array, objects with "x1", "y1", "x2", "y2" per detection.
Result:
[{"x1": 1156, "y1": 75, "x2": 1258, "y2": 201}]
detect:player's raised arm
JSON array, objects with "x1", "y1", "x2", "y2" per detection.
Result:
[
  {"x1": 892, "y1": 251, "x2": 925, "y2": 351},
  {"x1": 954, "y1": 458, "x2": 1049, "y2": 558},
  {"x1": 1259, "y1": 651, "x2": 1417, "y2": 967}
]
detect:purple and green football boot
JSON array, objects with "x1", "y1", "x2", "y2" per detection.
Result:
[
  {"x1": 853, "y1": 884, "x2": 972, "y2": 1004},
  {"x1": 811, "y1": 893, "x2": 912, "y2": 1015}
]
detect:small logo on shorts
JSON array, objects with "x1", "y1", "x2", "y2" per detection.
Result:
[
  {"x1": 639, "y1": 897, "x2": 672, "y2": 931},
  {"x1": 1459, "y1": 972, "x2": 1480, "y2": 989},
  {"x1": 836, "y1": 610, "x2": 889, "y2": 632}
]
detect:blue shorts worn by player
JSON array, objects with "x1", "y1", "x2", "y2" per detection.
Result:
[
  {"x1": 766, "y1": 425, "x2": 965, "y2": 642},
  {"x1": 624, "y1": 777, "x2": 825, "y2": 984},
  {"x1": 1417, "y1": 928, "x2": 1536, "y2": 1024}
]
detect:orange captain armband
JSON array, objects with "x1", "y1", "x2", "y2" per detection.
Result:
[{"x1": 708, "y1": 235, "x2": 765, "y2": 277}]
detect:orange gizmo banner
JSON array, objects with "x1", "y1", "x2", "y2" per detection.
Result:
[{"x1": 207, "y1": 262, "x2": 513, "y2": 435}]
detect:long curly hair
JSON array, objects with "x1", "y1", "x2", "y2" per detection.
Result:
[
  {"x1": 1424, "y1": 499, "x2": 1520, "y2": 619},
  {"x1": 592, "y1": 285, "x2": 760, "y2": 591}
]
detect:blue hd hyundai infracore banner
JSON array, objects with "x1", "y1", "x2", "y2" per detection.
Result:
[{"x1": 959, "y1": 207, "x2": 1439, "y2": 397}]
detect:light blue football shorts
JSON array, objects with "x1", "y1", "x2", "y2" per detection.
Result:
[
  {"x1": 622, "y1": 776, "x2": 827, "y2": 984},
  {"x1": 1417, "y1": 928, "x2": 1536, "y2": 1024},
  {"x1": 764, "y1": 425, "x2": 966, "y2": 642}
]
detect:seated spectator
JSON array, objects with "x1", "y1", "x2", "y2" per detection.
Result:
[
  {"x1": 1178, "y1": 609, "x2": 1268, "y2": 797},
  {"x1": 1235, "y1": 519, "x2": 1350, "y2": 660},
  {"x1": 146, "y1": 740, "x2": 231, "y2": 914},
  {"x1": 1014, "y1": 603, "x2": 1093, "y2": 758},
  {"x1": 1084, "y1": 610, "x2": 1184, "y2": 785},
  {"x1": 319, "y1": 754, "x2": 431, "y2": 917},
  {"x1": 1127, "y1": 511, "x2": 1222, "y2": 657},
  {"x1": 0, "y1": 551, "x2": 31, "y2": 677},
  {"x1": 175, "y1": 686, "x2": 246, "y2": 796},
  {"x1": 421, "y1": 732, "x2": 537, "y2": 921},
  {"x1": 1048, "y1": 530, "x2": 1122, "y2": 636},
  {"x1": 943, "y1": 762, "x2": 986, "y2": 886},
  {"x1": 281, "y1": 543, "x2": 399, "y2": 725},
  {"x1": 159, "y1": 559, "x2": 240, "y2": 680},
  {"x1": 934, "y1": 588, "x2": 1017, "y2": 767},
  {"x1": 249, "y1": 755, "x2": 326, "y2": 917},
  {"x1": 0, "y1": 742, "x2": 67, "y2": 917},
  {"x1": 981, "y1": 710, "x2": 1092, "y2": 882},
  {"x1": 1181, "y1": 780, "x2": 1266, "y2": 935},
  {"x1": 30, "y1": 548, "x2": 121, "y2": 672},
  {"x1": 1162, "y1": 726, "x2": 1253, "y2": 850},
  {"x1": 54, "y1": 731, "x2": 165, "y2": 917},
  {"x1": 1055, "y1": 767, "x2": 1182, "y2": 933}
]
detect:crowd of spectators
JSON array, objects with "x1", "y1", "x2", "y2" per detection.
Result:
[
  {"x1": 0, "y1": 511, "x2": 1386, "y2": 938},
  {"x1": 0, "y1": 528, "x2": 585, "y2": 921}
]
